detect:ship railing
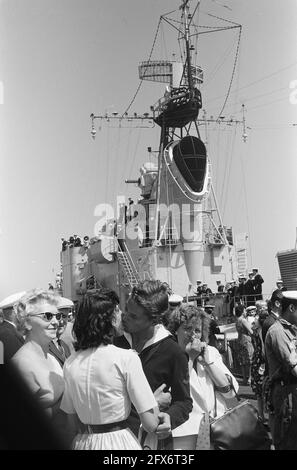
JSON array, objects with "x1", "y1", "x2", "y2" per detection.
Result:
[
  {"x1": 156, "y1": 221, "x2": 179, "y2": 246},
  {"x1": 115, "y1": 239, "x2": 141, "y2": 287},
  {"x1": 138, "y1": 226, "x2": 180, "y2": 248},
  {"x1": 153, "y1": 88, "x2": 190, "y2": 114}
]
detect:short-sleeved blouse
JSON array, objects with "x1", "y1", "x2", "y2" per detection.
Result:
[{"x1": 60, "y1": 344, "x2": 157, "y2": 424}]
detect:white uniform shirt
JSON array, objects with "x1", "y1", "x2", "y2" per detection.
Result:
[{"x1": 60, "y1": 344, "x2": 157, "y2": 424}]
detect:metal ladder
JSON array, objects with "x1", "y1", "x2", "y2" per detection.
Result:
[{"x1": 116, "y1": 241, "x2": 141, "y2": 288}]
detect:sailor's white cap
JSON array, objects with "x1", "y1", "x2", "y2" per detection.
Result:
[
  {"x1": 282, "y1": 291, "x2": 297, "y2": 301},
  {"x1": 246, "y1": 305, "x2": 256, "y2": 311},
  {"x1": 205, "y1": 303, "x2": 215, "y2": 309},
  {"x1": 276, "y1": 279, "x2": 283, "y2": 284},
  {"x1": 239, "y1": 274, "x2": 246, "y2": 279},
  {"x1": 230, "y1": 279, "x2": 236, "y2": 283},
  {"x1": 0, "y1": 291, "x2": 26, "y2": 310},
  {"x1": 57, "y1": 296, "x2": 74, "y2": 309},
  {"x1": 168, "y1": 294, "x2": 183, "y2": 305}
]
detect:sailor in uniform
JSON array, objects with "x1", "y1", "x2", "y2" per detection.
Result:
[
  {"x1": 0, "y1": 291, "x2": 26, "y2": 363},
  {"x1": 265, "y1": 291, "x2": 297, "y2": 449},
  {"x1": 252, "y1": 268, "x2": 264, "y2": 301}
]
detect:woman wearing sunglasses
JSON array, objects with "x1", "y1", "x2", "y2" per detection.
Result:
[
  {"x1": 11, "y1": 289, "x2": 69, "y2": 443},
  {"x1": 60, "y1": 288, "x2": 159, "y2": 450}
]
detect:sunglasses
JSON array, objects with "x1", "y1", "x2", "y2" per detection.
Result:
[{"x1": 29, "y1": 312, "x2": 68, "y2": 322}]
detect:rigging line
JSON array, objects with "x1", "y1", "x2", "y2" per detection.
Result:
[
  {"x1": 240, "y1": 130, "x2": 254, "y2": 266},
  {"x1": 214, "y1": 124, "x2": 221, "y2": 195},
  {"x1": 222, "y1": 125, "x2": 238, "y2": 218},
  {"x1": 204, "y1": 11, "x2": 241, "y2": 27},
  {"x1": 250, "y1": 126, "x2": 295, "y2": 130},
  {"x1": 216, "y1": 25, "x2": 242, "y2": 120},
  {"x1": 162, "y1": 17, "x2": 183, "y2": 35},
  {"x1": 219, "y1": 125, "x2": 232, "y2": 207},
  {"x1": 113, "y1": 125, "x2": 122, "y2": 200},
  {"x1": 207, "y1": 61, "x2": 297, "y2": 104},
  {"x1": 224, "y1": 94, "x2": 289, "y2": 116},
  {"x1": 124, "y1": 126, "x2": 133, "y2": 198},
  {"x1": 105, "y1": 124, "x2": 111, "y2": 205},
  {"x1": 244, "y1": 95, "x2": 289, "y2": 112},
  {"x1": 160, "y1": 20, "x2": 169, "y2": 61},
  {"x1": 205, "y1": 85, "x2": 289, "y2": 114},
  {"x1": 202, "y1": 32, "x2": 238, "y2": 88},
  {"x1": 191, "y1": 25, "x2": 240, "y2": 36},
  {"x1": 121, "y1": 17, "x2": 162, "y2": 117},
  {"x1": 127, "y1": 127, "x2": 142, "y2": 181},
  {"x1": 165, "y1": 160, "x2": 173, "y2": 288}
]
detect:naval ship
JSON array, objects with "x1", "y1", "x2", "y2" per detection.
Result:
[{"x1": 60, "y1": 0, "x2": 249, "y2": 310}]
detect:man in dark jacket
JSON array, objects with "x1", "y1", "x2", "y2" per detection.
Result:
[
  {"x1": 265, "y1": 291, "x2": 297, "y2": 449},
  {"x1": 245, "y1": 272, "x2": 256, "y2": 306},
  {"x1": 114, "y1": 280, "x2": 192, "y2": 449},
  {"x1": 271, "y1": 279, "x2": 287, "y2": 300},
  {"x1": 253, "y1": 268, "x2": 264, "y2": 301},
  {"x1": 48, "y1": 297, "x2": 73, "y2": 367},
  {"x1": 0, "y1": 292, "x2": 26, "y2": 364},
  {"x1": 262, "y1": 289, "x2": 283, "y2": 343},
  {"x1": 196, "y1": 280, "x2": 203, "y2": 307},
  {"x1": 204, "y1": 303, "x2": 220, "y2": 349},
  {"x1": 238, "y1": 274, "x2": 247, "y2": 305}
]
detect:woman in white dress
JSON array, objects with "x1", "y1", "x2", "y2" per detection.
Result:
[
  {"x1": 12, "y1": 289, "x2": 67, "y2": 443},
  {"x1": 60, "y1": 288, "x2": 159, "y2": 450},
  {"x1": 167, "y1": 304, "x2": 239, "y2": 450}
]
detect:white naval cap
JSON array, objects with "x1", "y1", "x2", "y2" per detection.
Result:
[
  {"x1": 282, "y1": 291, "x2": 297, "y2": 301},
  {"x1": 168, "y1": 294, "x2": 183, "y2": 305},
  {"x1": 0, "y1": 291, "x2": 26, "y2": 310},
  {"x1": 246, "y1": 305, "x2": 256, "y2": 312},
  {"x1": 57, "y1": 296, "x2": 74, "y2": 309}
]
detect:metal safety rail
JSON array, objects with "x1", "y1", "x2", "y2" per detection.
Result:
[{"x1": 116, "y1": 240, "x2": 141, "y2": 288}]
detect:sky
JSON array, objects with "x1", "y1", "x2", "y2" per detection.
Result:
[{"x1": 0, "y1": 0, "x2": 297, "y2": 299}]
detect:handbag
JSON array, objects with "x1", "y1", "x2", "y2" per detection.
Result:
[{"x1": 209, "y1": 377, "x2": 271, "y2": 450}]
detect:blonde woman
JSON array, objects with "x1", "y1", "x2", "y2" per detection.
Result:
[{"x1": 12, "y1": 289, "x2": 69, "y2": 443}]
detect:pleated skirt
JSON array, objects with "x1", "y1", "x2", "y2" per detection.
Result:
[{"x1": 72, "y1": 428, "x2": 142, "y2": 450}]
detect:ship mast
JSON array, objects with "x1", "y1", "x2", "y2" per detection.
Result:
[{"x1": 182, "y1": 0, "x2": 194, "y2": 91}]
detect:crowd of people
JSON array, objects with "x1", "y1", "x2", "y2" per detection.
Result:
[
  {"x1": 61, "y1": 235, "x2": 90, "y2": 251},
  {"x1": 0, "y1": 277, "x2": 297, "y2": 450},
  {"x1": 194, "y1": 270, "x2": 283, "y2": 321}
]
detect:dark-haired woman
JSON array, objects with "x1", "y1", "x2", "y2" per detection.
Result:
[
  {"x1": 60, "y1": 289, "x2": 159, "y2": 450},
  {"x1": 167, "y1": 304, "x2": 238, "y2": 450}
]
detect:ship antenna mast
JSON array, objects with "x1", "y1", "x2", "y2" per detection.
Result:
[{"x1": 181, "y1": 0, "x2": 194, "y2": 91}]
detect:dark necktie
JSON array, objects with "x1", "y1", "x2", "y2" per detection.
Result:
[{"x1": 57, "y1": 339, "x2": 65, "y2": 358}]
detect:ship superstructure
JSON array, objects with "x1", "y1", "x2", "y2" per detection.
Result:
[{"x1": 61, "y1": 1, "x2": 248, "y2": 306}]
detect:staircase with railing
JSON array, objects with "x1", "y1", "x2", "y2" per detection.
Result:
[{"x1": 116, "y1": 240, "x2": 141, "y2": 288}]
